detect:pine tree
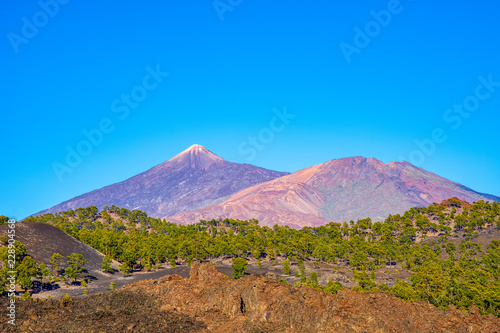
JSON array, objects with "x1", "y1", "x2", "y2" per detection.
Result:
[
  {"x1": 18, "y1": 256, "x2": 37, "y2": 291},
  {"x1": 325, "y1": 279, "x2": 343, "y2": 294},
  {"x1": 38, "y1": 263, "x2": 50, "y2": 291},
  {"x1": 49, "y1": 253, "x2": 63, "y2": 276},
  {"x1": 119, "y1": 262, "x2": 131, "y2": 276},
  {"x1": 102, "y1": 256, "x2": 113, "y2": 273},
  {"x1": 65, "y1": 253, "x2": 87, "y2": 283},
  {"x1": 300, "y1": 266, "x2": 306, "y2": 283},
  {"x1": 307, "y1": 272, "x2": 318, "y2": 286},
  {"x1": 231, "y1": 258, "x2": 248, "y2": 279},
  {"x1": 283, "y1": 259, "x2": 290, "y2": 275}
]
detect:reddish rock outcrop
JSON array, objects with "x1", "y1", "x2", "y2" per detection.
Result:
[
  {"x1": 124, "y1": 263, "x2": 500, "y2": 332},
  {"x1": 3, "y1": 263, "x2": 499, "y2": 332}
]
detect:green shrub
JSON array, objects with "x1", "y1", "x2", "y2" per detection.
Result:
[{"x1": 232, "y1": 258, "x2": 248, "y2": 279}]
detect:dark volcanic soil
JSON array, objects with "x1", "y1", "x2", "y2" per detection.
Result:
[
  {"x1": 33, "y1": 266, "x2": 192, "y2": 300},
  {"x1": 0, "y1": 289, "x2": 206, "y2": 332},
  {"x1": 0, "y1": 222, "x2": 105, "y2": 274}
]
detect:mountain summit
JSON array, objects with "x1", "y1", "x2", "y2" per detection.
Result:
[
  {"x1": 36, "y1": 145, "x2": 288, "y2": 217},
  {"x1": 166, "y1": 144, "x2": 225, "y2": 170}
]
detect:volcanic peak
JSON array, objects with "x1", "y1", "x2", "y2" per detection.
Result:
[{"x1": 166, "y1": 144, "x2": 225, "y2": 170}]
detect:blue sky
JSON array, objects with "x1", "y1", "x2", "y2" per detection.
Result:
[{"x1": 1, "y1": 0, "x2": 499, "y2": 220}]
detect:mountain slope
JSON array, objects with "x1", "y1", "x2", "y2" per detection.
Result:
[
  {"x1": 0, "y1": 222, "x2": 105, "y2": 274},
  {"x1": 37, "y1": 145, "x2": 289, "y2": 218},
  {"x1": 167, "y1": 156, "x2": 500, "y2": 227}
]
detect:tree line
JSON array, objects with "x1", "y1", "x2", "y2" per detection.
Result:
[{"x1": 9, "y1": 199, "x2": 500, "y2": 316}]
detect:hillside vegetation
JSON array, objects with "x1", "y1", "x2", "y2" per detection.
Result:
[{"x1": 13, "y1": 198, "x2": 500, "y2": 317}]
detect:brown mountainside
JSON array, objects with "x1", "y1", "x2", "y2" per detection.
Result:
[{"x1": 167, "y1": 156, "x2": 500, "y2": 227}]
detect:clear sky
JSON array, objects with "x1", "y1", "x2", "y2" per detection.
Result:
[{"x1": 1, "y1": 0, "x2": 499, "y2": 220}]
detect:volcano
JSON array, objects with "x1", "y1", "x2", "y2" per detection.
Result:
[
  {"x1": 36, "y1": 145, "x2": 289, "y2": 217},
  {"x1": 166, "y1": 156, "x2": 500, "y2": 228}
]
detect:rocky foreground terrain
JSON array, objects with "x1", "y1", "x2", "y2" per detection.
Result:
[{"x1": 2, "y1": 263, "x2": 500, "y2": 332}]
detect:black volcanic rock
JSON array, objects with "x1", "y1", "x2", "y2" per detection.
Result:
[{"x1": 36, "y1": 145, "x2": 289, "y2": 217}]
